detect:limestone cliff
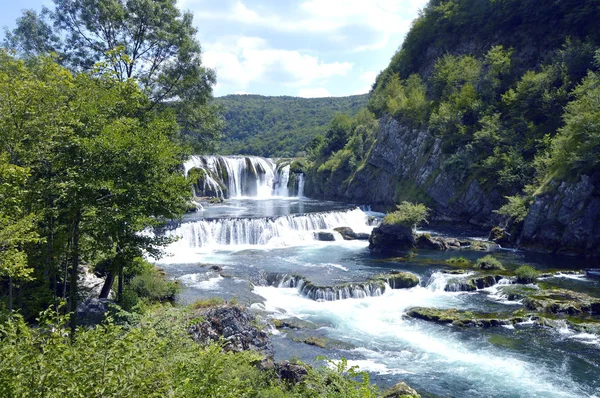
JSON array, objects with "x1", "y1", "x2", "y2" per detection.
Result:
[{"x1": 344, "y1": 117, "x2": 503, "y2": 226}]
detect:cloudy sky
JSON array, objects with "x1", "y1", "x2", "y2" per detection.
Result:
[{"x1": 1, "y1": 0, "x2": 428, "y2": 97}]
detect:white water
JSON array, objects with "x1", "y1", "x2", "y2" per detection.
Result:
[
  {"x1": 255, "y1": 284, "x2": 591, "y2": 397},
  {"x1": 184, "y1": 155, "x2": 303, "y2": 199},
  {"x1": 163, "y1": 207, "x2": 372, "y2": 258}
]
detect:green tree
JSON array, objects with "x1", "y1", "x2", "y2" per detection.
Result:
[{"x1": 4, "y1": 0, "x2": 222, "y2": 152}]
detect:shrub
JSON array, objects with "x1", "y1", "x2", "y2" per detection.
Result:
[
  {"x1": 383, "y1": 201, "x2": 429, "y2": 229},
  {"x1": 446, "y1": 257, "x2": 473, "y2": 267},
  {"x1": 515, "y1": 265, "x2": 539, "y2": 283},
  {"x1": 191, "y1": 297, "x2": 225, "y2": 309},
  {"x1": 476, "y1": 255, "x2": 505, "y2": 270},
  {"x1": 129, "y1": 268, "x2": 179, "y2": 303}
]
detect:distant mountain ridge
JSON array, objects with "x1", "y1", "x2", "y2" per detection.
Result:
[{"x1": 213, "y1": 94, "x2": 368, "y2": 157}]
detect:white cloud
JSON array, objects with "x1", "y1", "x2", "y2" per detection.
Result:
[
  {"x1": 298, "y1": 87, "x2": 331, "y2": 98},
  {"x1": 203, "y1": 36, "x2": 352, "y2": 91},
  {"x1": 193, "y1": 0, "x2": 428, "y2": 51},
  {"x1": 360, "y1": 71, "x2": 378, "y2": 84}
]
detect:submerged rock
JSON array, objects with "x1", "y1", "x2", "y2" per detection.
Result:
[
  {"x1": 383, "y1": 381, "x2": 421, "y2": 398},
  {"x1": 406, "y1": 307, "x2": 534, "y2": 328},
  {"x1": 523, "y1": 289, "x2": 600, "y2": 315},
  {"x1": 188, "y1": 305, "x2": 274, "y2": 358},
  {"x1": 369, "y1": 223, "x2": 415, "y2": 253},
  {"x1": 373, "y1": 271, "x2": 420, "y2": 289}
]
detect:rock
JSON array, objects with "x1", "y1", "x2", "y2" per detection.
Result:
[
  {"x1": 75, "y1": 298, "x2": 113, "y2": 326},
  {"x1": 522, "y1": 289, "x2": 600, "y2": 315},
  {"x1": 334, "y1": 226, "x2": 372, "y2": 241},
  {"x1": 374, "y1": 271, "x2": 420, "y2": 289},
  {"x1": 314, "y1": 231, "x2": 335, "y2": 241},
  {"x1": 276, "y1": 361, "x2": 309, "y2": 384},
  {"x1": 383, "y1": 381, "x2": 421, "y2": 398},
  {"x1": 188, "y1": 305, "x2": 274, "y2": 358},
  {"x1": 369, "y1": 223, "x2": 415, "y2": 253},
  {"x1": 272, "y1": 317, "x2": 318, "y2": 330},
  {"x1": 444, "y1": 275, "x2": 503, "y2": 292},
  {"x1": 415, "y1": 234, "x2": 447, "y2": 250},
  {"x1": 210, "y1": 265, "x2": 223, "y2": 272},
  {"x1": 78, "y1": 265, "x2": 109, "y2": 300},
  {"x1": 406, "y1": 307, "x2": 533, "y2": 328},
  {"x1": 489, "y1": 226, "x2": 511, "y2": 245},
  {"x1": 519, "y1": 174, "x2": 600, "y2": 256}
]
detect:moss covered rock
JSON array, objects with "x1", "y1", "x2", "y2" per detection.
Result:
[
  {"x1": 373, "y1": 271, "x2": 420, "y2": 289},
  {"x1": 523, "y1": 289, "x2": 600, "y2": 315},
  {"x1": 406, "y1": 307, "x2": 534, "y2": 328},
  {"x1": 383, "y1": 381, "x2": 420, "y2": 398}
]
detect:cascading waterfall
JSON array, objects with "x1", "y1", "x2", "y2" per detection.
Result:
[
  {"x1": 165, "y1": 207, "x2": 372, "y2": 250},
  {"x1": 269, "y1": 274, "x2": 386, "y2": 302},
  {"x1": 184, "y1": 155, "x2": 305, "y2": 198}
]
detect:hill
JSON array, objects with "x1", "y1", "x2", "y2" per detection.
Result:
[
  {"x1": 214, "y1": 94, "x2": 368, "y2": 157},
  {"x1": 307, "y1": 0, "x2": 600, "y2": 255}
]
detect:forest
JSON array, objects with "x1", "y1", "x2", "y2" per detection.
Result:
[{"x1": 214, "y1": 94, "x2": 368, "y2": 157}]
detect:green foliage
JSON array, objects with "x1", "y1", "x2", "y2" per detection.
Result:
[
  {"x1": 0, "y1": 305, "x2": 381, "y2": 397},
  {"x1": 515, "y1": 265, "x2": 539, "y2": 284},
  {"x1": 383, "y1": 202, "x2": 429, "y2": 229},
  {"x1": 495, "y1": 195, "x2": 530, "y2": 224},
  {"x1": 542, "y1": 68, "x2": 600, "y2": 180},
  {"x1": 128, "y1": 269, "x2": 179, "y2": 303},
  {"x1": 3, "y1": 0, "x2": 221, "y2": 152},
  {"x1": 476, "y1": 255, "x2": 505, "y2": 271},
  {"x1": 370, "y1": 74, "x2": 430, "y2": 127},
  {"x1": 191, "y1": 297, "x2": 225, "y2": 309},
  {"x1": 0, "y1": 52, "x2": 190, "y2": 317},
  {"x1": 214, "y1": 94, "x2": 368, "y2": 157},
  {"x1": 446, "y1": 257, "x2": 473, "y2": 267}
]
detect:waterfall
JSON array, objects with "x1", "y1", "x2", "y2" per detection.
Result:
[
  {"x1": 165, "y1": 208, "x2": 372, "y2": 250},
  {"x1": 184, "y1": 155, "x2": 305, "y2": 199},
  {"x1": 297, "y1": 174, "x2": 305, "y2": 197},
  {"x1": 269, "y1": 274, "x2": 386, "y2": 302}
]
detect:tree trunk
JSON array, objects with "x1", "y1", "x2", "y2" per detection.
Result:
[
  {"x1": 99, "y1": 272, "x2": 115, "y2": 299},
  {"x1": 118, "y1": 265, "x2": 124, "y2": 303}
]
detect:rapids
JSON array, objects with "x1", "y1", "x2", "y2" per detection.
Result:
[{"x1": 155, "y1": 156, "x2": 600, "y2": 397}]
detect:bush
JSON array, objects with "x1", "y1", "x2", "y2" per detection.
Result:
[
  {"x1": 476, "y1": 255, "x2": 505, "y2": 270},
  {"x1": 383, "y1": 201, "x2": 429, "y2": 229},
  {"x1": 446, "y1": 257, "x2": 473, "y2": 267},
  {"x1": 129, "y1": 268, "x2": 179, "y2": 303},
  {"x1": 515, "y1": 265, "x2": 539, "y2": 283},
  {"x1": 191, "y1": 297, "x2": 225, "y2": 309}
]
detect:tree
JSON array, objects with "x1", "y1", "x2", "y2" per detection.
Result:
[
  {"x1": 0, "y1": 157, "x2": 38, "y2": 312},
  {"x1": 0, "y1": 52, "x2": 190, "y2": 318},
  {"x1": 4, "y1": 0, "x2": 222, "y2": 152}
]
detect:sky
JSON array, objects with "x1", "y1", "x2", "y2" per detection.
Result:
[{"x1": 0, "y1": 0, "x2": 429, "y2": 98}]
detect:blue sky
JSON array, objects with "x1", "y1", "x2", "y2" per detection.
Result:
[{"x1": 1, "y1": 0, "x2": 428, "y2": 97}]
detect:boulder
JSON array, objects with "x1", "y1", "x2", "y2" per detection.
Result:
[
  {"x1": 276, "y1": 361, "x2": 309, "y2": 384},
  {"x1": 406, "y1": 307, "x2": 533, "y2": 328},
  {"x1": 314, "y1": 231, "x2": 335, "y2": 241},
  {"x1": 188, "y1": 305, "x2": 274, "y2": 358},
  {"x1": 489, "y1": 226, "x2": 511, "y2": 245},
  {"x1": 382, "y1": 381, "x2": 421, "y2": 398},
  {"x1": 76, "y1": 298, "x2": 113, "y2": 326},
  {"x1": 369, "y1": 223, "x2": 415, "y2": 253},
  {"x1": 332, "y1": 227, "x2": 369, "y2": 241}
]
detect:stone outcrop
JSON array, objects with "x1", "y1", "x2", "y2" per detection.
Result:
[
  {"x1": 75, "y1": 298, "x2": 113, "y2": 326},
  {"x1": 373, "y1": 271, "x2": 420, "y2": 289},
  {"x1": 344, "y1": 117, "x2": 503, "y2": 226},
  {"x1": 522, "y1": 289, "x2": 600, "y2": 315},
  {"x1": 275, "y1": 361, "x2": 309, "y2": 384},
  {"x1": 518, "y1": 174, "x2": 600, "y2": 256},
  {"x1": 188, "y1": 305, "x2": 274, "y2": 358},
  {"x1": 406, "y1": 307, "x2": 535, "y2": 328},
  {"x1": 369, "y1": 223, "x2": 415, "y2": 252}
]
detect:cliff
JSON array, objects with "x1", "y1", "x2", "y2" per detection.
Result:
[{"x1": 344, "y1": 117, "x2": 502, "y2": 226}]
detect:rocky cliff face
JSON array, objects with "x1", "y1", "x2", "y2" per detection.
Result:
[
  {"x1": 518, "y1": 174, "x2": 600, "y2": 256},
  {"x1": 345, "y1": 117, "x2": 503, "y2": 226}
]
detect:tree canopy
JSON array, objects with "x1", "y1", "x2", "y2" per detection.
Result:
[{"x1": 3, "y1": 0, "x2": 222, "y2": 152}]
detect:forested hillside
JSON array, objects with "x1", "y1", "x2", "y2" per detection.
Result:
[
  {"x1": 215, "y1": 94, "x2": 368, "y2": 157},
  {"x1": 307, "y1": 0, "x2": 600, "y2": 255}
]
